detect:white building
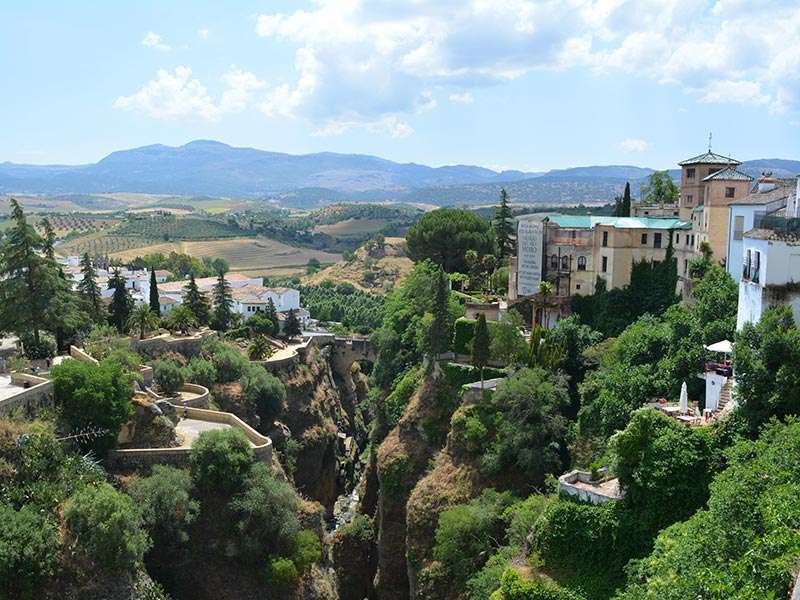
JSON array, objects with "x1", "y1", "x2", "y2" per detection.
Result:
[
  {"x1": 726, "y1": 176, "x2": 795, "y2": 284},
  {"x1": 737, "y1": 226, "x2": 800, "y2": 330}
]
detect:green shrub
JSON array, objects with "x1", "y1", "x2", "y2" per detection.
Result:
[
  {"x1": 181, "y1": 357, "x2": 217, "y2": 388},
  {"x1": 338, "y1": 514, "x2": 374, "y2": 544},
  {"x1": 494, "y1": 569, "x2": 585, "y2": 600},
  {"x1": 384, "y1": 367, "x2": 422, "y2": 428},
  {"x1": 266, "y1": 557, "x2": 299, "y2": 593},
  {"x1": 51, "y1": 357, "x2": 134, "y2": 455},
  {"x1": 248, "y1": 312, "x2": 276, "y2": 336},
  {"x1": 441, "y1": 362, "x2": 505, "y2": 388},
  {"x1": 224, "y1": 325, "x2": 251, "y2": 341},
  {"x1": 453, "y1": 318, "x2": 477, "y2": 354},
  {"x1": 152, "y1": 359, "x2": 184, "y2": 396},
  {"x1": 240, "y1": 365, "x2": 286, "y2": 425},
  {"x1": 230, "y1": 463, "x2": 300, "y2": 560},
  {"x1": 190, "y1": 428, "x2": 254, "y2": 495},
  {"x1": 64, "y1": 483, "x2": 150, "y2": 572},
  {"x1": 209, "y1": 344, "x2": 248, "y2": 383},
  {"x1": 0, "y1": 504, "x2": 61, "y2": 599},
  {"x1": 292, "y1": 529, "x2": 322, "y2": 573},
  {"x1": 129, "y1": 465, "x2": 198, "y2": 550},
  {"x1": 19, "y1": 332, "x2": 56, "y2": 359}
]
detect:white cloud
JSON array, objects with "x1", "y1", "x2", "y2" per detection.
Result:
[
  {"x1": 141, "y1": 31, "x2": 171, "y2": 52},
  {"x1": 619, "y1": 138, "x2": 651, "y2": 153},
  {"x1": 249, "y1": 0, "x2": 800, "y2": 136},
  {"x1": 449, "y1": 92, "x2": 474, "y2": 104},
  {"x1": 198, "y1": 28, "x2": 210, "y2": 40},
  {"x1": 115, "y1": 66, "x2": 264, "y2": 120}
]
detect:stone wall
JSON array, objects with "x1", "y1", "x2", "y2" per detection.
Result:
[
  {"x1": 558, "y1": 469, "x2": 622, "y2": 505},
  {"x1": 106, "y1": 404, "x2": 271, "y2": 470},
  {"x1": 0, "y1": 373, "x2": 54, "y2": 418},
  {"x1": 130, "y1": 330, "x2": 212, "y2": 358}
]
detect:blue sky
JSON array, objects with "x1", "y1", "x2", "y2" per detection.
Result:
[{"x1": 1, "y1": 0, "x2": 799, "y2": 171}]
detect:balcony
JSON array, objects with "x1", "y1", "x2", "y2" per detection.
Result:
[{"x1": 705, "y1": 360, "x2": 732, "y2": 377}]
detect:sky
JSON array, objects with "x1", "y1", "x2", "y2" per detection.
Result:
[{"x1": 1, "y1": 0, "x2": 799, "y2": 172}]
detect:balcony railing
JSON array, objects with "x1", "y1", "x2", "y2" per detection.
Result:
[{"x1": 705, "y1": 361, "x2": 732, "y2": 377}]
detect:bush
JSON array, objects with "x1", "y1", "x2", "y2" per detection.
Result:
[
  {"x1": 240, "y1": 365, "x2": 286, "y2": 425},
  {"x1": 384, "y1": 367, "x2": 422, "y2": 428},
  {"x1": 230, "y1": 463, "x2": 300, "y2": 560},
  {"x1": 51, "y1": 357, "x2": 134, "y2": 455},
  {"x1": 19, "y1": 332, "x2": 56, "y2": 359},
  {"x1": 190, "y1": 428, "x2": 254, "y2": 495},
  {"x1": 64, "y1": 483, "x2": 150, "y2": 572},
  {"x1": 441, "y1": 362, "x2": 505, "y2": 389},
  {"x1": 152, "y1": 359, "x2": 184, "y2": 396},
  {"x1": 182, "y1": 357, "x2": 217, "y2": 388},
  {"x1": 453, "y1": 318, "x2": 477, "y2": 355},
  {"x1": 494, "y1": 569, "x2": 585, "y2": 600},
  {"x1": 248, "y1": 312, "x2": 276, "y2": 336},
  {"x1": 266, "y1": 557, "x2": 299, "y2": 593},
  {"x1": 0, "y1": 504, "x2": 61, "y2": 598},
  {"x1": 224, "y1": 326, "x2": 251, "y2": 341},
  {"x1": 205, "y1": 341, "x2": 248, "y2": 383},
  {"x1": 292, "y1": 529, "x2": 322, "y2": 573},
  {"x1": 128, "y1": 465, "x2": 198, "y2": 550}
]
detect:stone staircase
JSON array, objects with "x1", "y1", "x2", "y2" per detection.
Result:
[{"x1": 716, "y1": 379, "x2": 733, "y2": 415}]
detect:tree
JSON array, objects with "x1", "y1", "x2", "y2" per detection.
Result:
[
  {"x1": 306, "y1": 257, "x2": 322, "y2": 274},
  {"x1": 211, "y1": 270, "x2": 234, "y2": 332},
  {"x1": 107, "y1": 268, "x2": 133, "y2": 333},
  {"x1": 77, "y1": 252, "x2": 103, "y2": 318},
  {"x1": 64, "y1": 483, "x2": 150, "y2": 572},
  {"x1": 182, "y1": 273, "x2": 210, "y2": 325},
  {"x1": 526, "y1": 325, "x2": 565, "y2": 371},
  {"x1": 152, "y1": 359, "x2": 184, "y2": 396},
  {"x1": 190, "y1": 428, "x2": 254, "y2": 495},
  {"x1": 247, "y1": 335, "x2": 273, "y2": 361},
  {"x1": 621, "y1": 181, "x2": 632, "y2": 216},
  {"x1": 427, "y1": 267, "x2": 451, "y2": 357},
  {"x1": 406, "y1": 208, "x2": 494, "y2": 273},
  {"x1": 129, "y1": 465, "x2": 198, "y2": 551},
  {"x1": 284, "y1": 308, "x2": 301, "y2": 339},
  {"x1": 40, "y1": 218, "x2": 56, "y2": 260},
  {"x1": 0, "y1": 504, "x2": 60, "y2": 599},
  {"x1": 164, "y1": 305, "x2": 198, "y2": 335},
  {"x1": 265, "y1": 297, "x2": 279, "y2": 334},
  {"x1": 472, "y1": 314, "x2": 490, "y2": 390},
  {"x1": 641, "y1": 171, "x2": 679, "y2": 205},
  {"x1": 148, "y1": 269, "x2": 160, "y2": 314},
  {"x1": 240, "y1": 363, "x2": 286, "y2": 425},
  {"x1": 51, "y1": 357, "x2": 134, "y2": 455},
  {"x1": 0, "y1": 199, "x2": 61, "y2": 347},
  {"x1": 535, "y1": 281, "x2": 554, "y2": 328},
  {"x1": 494, "y1": 188, "x2": 515, "y2": 259},
  {"x1": 127, "y1": 304, "x2": 159, "y2": 340},
  {"x1": 248, "y1": 312, "x2": 275, "y2": 337}
]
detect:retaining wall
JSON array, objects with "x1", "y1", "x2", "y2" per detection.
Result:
[
  {"x1": 558, "y1": 469, "x2": 622, "y2": 505},
  {"x1": 106, "y1": 404, "x2": 271, "y2": 470},
  {"x1": 131, "y1": 330, "x2": 212, "y2": 358},
  {"x1": 0, "y1": 373, "x2": 54, "y2": 417}
]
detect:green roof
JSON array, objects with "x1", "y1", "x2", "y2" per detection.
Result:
[
  {"x1": 679, "y1": 150, "x2": 740, "y2": 166},
  {"x1": 702, "y1": 166, "x2": 753, "y2": 182},
  {"x1": 693, "y1": 204, "x2": 705, "y2": 213},
  {"x1": 547, "y1": 215, "x2": 690, "y2": 230}
]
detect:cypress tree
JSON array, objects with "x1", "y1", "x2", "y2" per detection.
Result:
[
  {"x1": 149, "y1": 269, "x2": 160, "y2": 314},
  {"x1": 107, "y1": 268, "x2": 133, "y2": 333},
  {"x1": 183, "y1": 273, "x2": 210, "y2": 325},
  {"x1": 494, "y1": 188, "x2": 515, "y2": 258},
  {"x1": 77, "y1": 253, "x2": 103, "y2": 322},
  {"x1": 211, "y1": 270, "x2": 234, "y2": 332},
  {"x1": 284, "y1": 308, "x2": 301, "y2": 339},
  {"x1": 40, "y1": 218, "x2": 56, "y2": 260},
  {"x1": 265, "y1": 297, "x2": 279, "y2": 335},
  {"x1": 622, "y1": 181, "x2": 632, "y2": 217},
  {"x1": 428, "y1": 267, "x2": 451, "y2": 356},
  {"x1": 472, "y1": 313, "x2": 490, "y2": 390}
]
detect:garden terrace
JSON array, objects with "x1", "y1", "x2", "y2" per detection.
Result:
[
  {"x1": 0, "y1": 372, "x2": 54, "y2": 417},
  {"x1": 558, "y1": 469, "x2": 622, "y2": 505}
]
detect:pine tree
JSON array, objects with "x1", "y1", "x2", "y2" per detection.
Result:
[
  {"x1": 77, "y1": 253, "x2": 103, "y2": 317},
  {"x1": 472, "y1": 313, "x2": 490, "y2": 390},
  {"x1": 284, "y1": 308, "x2": 302, "y2": 339},
  {"x1": 265, "y1": 297, "x2": 279, "y2": 336},
  {"x1": 40, "y1": 218, "x2": 56, "y2": 260},
  {"x1": 149, "y1": 269, "x2": 160, "y2": 314},
  {"x1": 211, "y1": 270, "x2": 234, "y2": 332},
  {"x1": 427, "y1": 267, "x2": 451, "y2": 356},
  {"x1": 494, "y1": 188, "x2": 515, "y2": 258},
  {"x1": 107, "y1": 268, "x2": 133, "y2": 333},
  {"x1": 0, "y1": 199, "x2": 57, "y2": 346},
  {"x1": 622, "y1": 182, "x2": 632, "y2": 217},
  {"x1": 183, "y1": 273, "x2": 210, "y2": 325}
]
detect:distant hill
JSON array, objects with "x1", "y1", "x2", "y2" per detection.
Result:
[{"x1": 1, "y1": 140, "x2": 796, "y2": 207}]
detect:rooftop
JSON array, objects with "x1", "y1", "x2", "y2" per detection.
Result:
[
  {"x1": 702, "y1": 166, "x2": 753, "y2": 182},
  {"x1": 546, "y1": 214, "x2": 691, "y2": 230},
  {"x1": 679, "y1": 150, "x2": 740, "y2": 166},
  {"x1": 730, "y1": 180, "x2": 796, "y2": 206},
  {"x1": 745, "y1": 228, "x2": 800, "y2": 244}
]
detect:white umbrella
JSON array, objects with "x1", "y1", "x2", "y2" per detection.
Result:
[
  {"x1": 704, "y1": 340, "x2": 733, "y2": 354},
  {"x1": 679, "y1": 381, "x2": 688, "y2": 413}
]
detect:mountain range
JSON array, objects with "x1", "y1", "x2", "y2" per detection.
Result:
[{"x1": 1, "y1": 140, "x2": 797, "y2": 207}]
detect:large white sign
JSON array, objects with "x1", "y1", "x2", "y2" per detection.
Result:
[{"x1": 517, "y1": 220, "x2": 544, "y2": 296}]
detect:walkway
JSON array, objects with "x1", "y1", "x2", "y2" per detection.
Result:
[{"x1": 174, "y1": 418, "x2": 233, "y2": 448}]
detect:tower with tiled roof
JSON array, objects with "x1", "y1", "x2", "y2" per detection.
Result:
[{"x1": 677, "y1": 149, "x2": 742, "y2": 221}]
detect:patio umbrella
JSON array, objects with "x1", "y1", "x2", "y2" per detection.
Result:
[{"x1": 679, "y1": 381, "x2": 688, "y2": 413}]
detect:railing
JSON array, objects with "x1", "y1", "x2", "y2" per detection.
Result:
[
  {"x1": 753, "y1": 214, "x2": 800, "y2": 233},
  {"x1": 705, "y1": 361, "x2": 732, "y2": 377}
]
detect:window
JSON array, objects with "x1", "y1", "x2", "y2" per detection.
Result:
[
  {"x1": 654, "y1": 232, "x2": 662, "y2": 248},
  {"x1": 602, "y1": 231, "x2": 609, "y2": 247},
  {"x1": 601, "y1": 256, "x2": 608, "y2": 272},
  {"x1": 570, "y1": 230, "x2": 576, "y2": 239},
  {"x1": 686, "y1": 168, "x2": 696, "y2": 179},
  {"x1": 577, "y1": 256, "x2": 587, "y2": 271},
  {"x1": 675, "y1": 234, "x2": 680, "y2": 245},
  {"x1": 725, "y1": 187, "x2": 735, "y2": 199},
  {"x1": 561, "y1": 255, "x2": 569, "y2": 270},
  {"x1": 550, "y1": 255, "x2": 558, "y2": 269},
  {"x1": 576, "y1": 283, "x2": 581, "y2": 290},
  {"x1": 691, "y1": 234, "x2": 695, "y2": 247},
  {"x1": 752, "y1": 250, "x2": 761, "y2": 283},
  {"x1": 686, "y1": 194, "x2": 693, "y2": 205},
  {"x1": 744, "y1": 249, "x2": 751, "y2": 280},
  {"x1": 641, "y1": 233, "x2": 648, "y2": 245},
  {"x1": 733, "y1": 215, "x2": 744, "y2": 241},
  {"x1": 684, "y1": 258, "x2": 688, "y2": 274},
  {"x1": 644, "y1": 211, "x2": 650, "y2": 215}
]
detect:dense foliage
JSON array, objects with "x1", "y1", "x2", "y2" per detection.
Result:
[{"x1": 406, "y1": 208, "x2": 494, "y2": 273}]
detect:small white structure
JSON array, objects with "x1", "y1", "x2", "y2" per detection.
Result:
[
  {"x1": 558, "y1": 469, "x2": 622, "y2": 505},
  {"x1": 701, "y1": 340, "x2": 733, "y2": 413},
  {"x1": 679, "y1": 381, "x2": 688, "y2": 413}
]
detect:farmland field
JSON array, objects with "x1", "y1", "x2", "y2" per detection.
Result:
[
  {"x1": 107, "y1": 236, "x2": 341, "y2": 275},
  {"x1": 115, "y1": 215, "x2": 250, "y2": 239},
  {"x1": 313, "y1": 218, "x2": 389, "y2": 237},
  {"x1": 58, "y1": 233, "x2": 160, "y2": 256}
]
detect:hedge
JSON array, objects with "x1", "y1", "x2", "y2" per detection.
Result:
[{"x1": 442, "y1": 363, "x2": 506, "y2": 389}]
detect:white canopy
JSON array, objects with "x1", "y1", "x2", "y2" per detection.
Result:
[{"x1": 705, "y1": 339, "x2": 733, "y2": 354}]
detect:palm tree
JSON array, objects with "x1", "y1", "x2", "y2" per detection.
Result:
[
  {"x1": 165, "y1": 305, "x2": 198, "y2": 336},
  {"x1": 247, "y1": 335, "x2": 273, "y2": 361},
  {"x1": 127, "y1": 304, "x2": 160, "y2": 340},
  {"x1": 535, "y1": 281, "x2": 555, "y2": 328}
]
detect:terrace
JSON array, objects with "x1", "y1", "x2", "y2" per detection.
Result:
[{"x1": 558, "y1": 469, "x2": 623, "y2": 505}]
